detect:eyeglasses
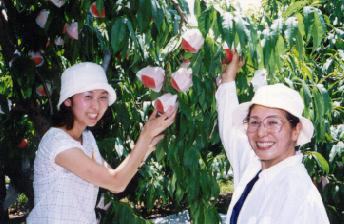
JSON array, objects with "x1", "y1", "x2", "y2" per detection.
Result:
[{"x1": 244, "y1": 116, "x2": 287, "y2": 133}]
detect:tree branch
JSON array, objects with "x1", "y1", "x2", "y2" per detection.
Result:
[
  {"x1": 102, "y1": 49, "x2": 111, "y2": 72},
  {"x1": 171, "y1": 0, "x2": 188, "y2": 26},
  {"x1": 36, "y1": 71, "x2": 54, "y2": 116}
]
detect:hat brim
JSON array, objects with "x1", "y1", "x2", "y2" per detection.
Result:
[
  {"x1": 232, "y1": 102, "x2": 314, "y2": 146},
  {"x1": 57, "y1": 83, "x2": 116, "y2": 110}
]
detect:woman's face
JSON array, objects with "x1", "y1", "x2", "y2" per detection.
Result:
[
  {"x1": 246, "y1": 105, "x2": 301, "y2": 169},
  {"x1": 64, "y1": 89, "x2": 109, "y2": 130}
]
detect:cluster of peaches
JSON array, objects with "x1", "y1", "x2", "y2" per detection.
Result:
[
  {"x1": 25, "y1": 1, "x2": 104, "y2": 97},
  {"x1": 137, "y1": 29, "x2": 235, "y2": 114}
]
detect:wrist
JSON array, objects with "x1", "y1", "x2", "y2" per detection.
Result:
[
  {"x1": 221, "y1": 74, "x2": 236, "y2": 83},
  {"x1": 138, "y1": 130, "x2": 153, "y2": 146}
]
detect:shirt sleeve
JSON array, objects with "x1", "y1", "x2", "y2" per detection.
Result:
[
  {"x1": 273, "y1": 172, "x2": 330, "y2": 224},
  {"x1": 86, "y1": 130, "x2": 105, "y2": 165},
  {"x1": 40, "y1": 130, "x2": 82, "y2": 163},
  {"x1": 293, "y1": 190, "x2": 330, "y2": 224},
  {"x1": 215, "y1": 81, "x2": 256, "y2": 187}
]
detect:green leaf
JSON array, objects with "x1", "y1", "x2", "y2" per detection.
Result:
[
  {"x1": 312, "y1": 86, "x2": 326, "y2": 142},
  {"x1": 300, "y1": 62, "x2": 313, "y2": 80},
  {"x1": 274, "y1": 34, "x2": 285, "y2": 69},
  {"x1": 111, "y1": 17, "x2": 129, "y2": 54},
  {"x1": 295, "y1": 30, "x2": 304, "y2": 59},
  {"x1": 295, "y1": 13, "x2": 305, "y2": 37},
  {"x1": 146, "y1": 188, "x2": 155, "y2": 210},
  {"x1": 284, "y1": 14, "x2": 304, "y2": 59},
  {"x1": 169, "y1": 173, "x2": 177, "y2": 195},
  {"x1": 175, "y1": 184, "x2": 185, "y2": 204},
  {"x1": 308, "y1": 151, "x2": 330, "y2": 174},
  {"x1": 303, "y1": 6, "x2": 314, "y2": 42},
  {"x1": 263, "y1": 18, "x2": 283, "y2": 73},
  {"x1": 136, "y1": 0, "x2": 152, "y2": 32},
  {"x1": 221, "y1": 12, "x2": 235, "y2": 48},
  {"x1": 329, "y1": 143, "x2": 344, "y2": 163},
  {"x1": 151, "y1": 0, "x2": 164, "y2": 31},
  {"x1": 234, "y1": 15, "x2": 250, "y2": 49},
  {"x1": 187, "y1": 175, "x2": 200, "y2": 202},
  {"x1": 95, "y1": 0, "x2": 104, "y2": 14},
  {"x1": 284, "y1": 17, "x2": 299, "y2": 47},
  {"x1": 311, "y1": 9, "x2": 325, "y2": 50},
  {"x1": 322, "y1": 58, "x2": 334, "y2": 74},
  {"x1": 247, "y1": 23, "x2": 259, "y2": 67},
  {"x1": 199, "y1": 171, "x2": 209, "y2": 197},
  {"x1": 301, "y1": 81, "x2": 312, "y2": 118},
  {"x1": 283, "y1": 1, "x2": 309, "y2": 18},
  {"x1": 194, "y1": 0, "x2": 201, "y2": 18},
  {"x1": 126, "y1": 19, "x2": 144, "y2": 57},
  {"x1": 316, "y1": 84, "x2": 331, "y2": 117},
  {"x1": 204, "y1": 205, "x2": 220, "y2": 224},
  {"x1": 303, "y1": 6, "x2": 326, "y2": 50},
  {"x1": 198, "y1": 6, "x2": 217, "y2": 38}
]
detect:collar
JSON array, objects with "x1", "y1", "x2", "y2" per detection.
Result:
[{"x1": 259, "y1": 152, "x2": 303, "y2": 182}]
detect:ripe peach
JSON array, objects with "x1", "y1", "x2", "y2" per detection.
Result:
[
  {"x1": 18, "y1": 138, "x2": 28, "y2": 149},
  {"x1": 90, "y1": 2, "x2": 105, "y2": 18}
]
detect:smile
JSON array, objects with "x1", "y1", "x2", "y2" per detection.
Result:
[
  {"x1": 256, "y1": 141, "x2": 275, "y2": 149},
  {"x1": 88, "y1": 113, "x2": 98, "y2": 119}
]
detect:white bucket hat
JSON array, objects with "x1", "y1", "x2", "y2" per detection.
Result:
[
  {"x1": 57, "y1": 62, "x2": 116, "y2": 109},
  {"x1": 232, "y1": 83, "x2": 314, "y2": 146}
]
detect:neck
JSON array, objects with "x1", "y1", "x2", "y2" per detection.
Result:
[
  {"x1": 62, "y1": 125, "x2": 85, "y2": 143},
  {"x1": 261, "y1": 148, "x2": 296, "y2": 169}
]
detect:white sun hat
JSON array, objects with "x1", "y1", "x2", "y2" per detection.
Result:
[
  {"x1": 57, "y1": 62, "x2": 116, "y2": 109},
  {"x1": 232, "y1": 83, "x2": 314, "y2": 146}
]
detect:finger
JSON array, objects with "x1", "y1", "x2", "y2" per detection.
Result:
[
  {"x1": 239, "y1": 57, "x2": 245, "y2": 67},
  {"x1": 231, "y1": 51, "x2": 240, "y2": 62},
  {"x1": 159, "y1": 107, "x2": 175, "y2": 121},
  {"x1": 158, "y1": 111, "x2": 170, "y2": 121},
  {"x1": 148, "y1": 109, "x2": 158, "y2": 121},
  {"x1": 161, "y1": 107, "x2": 177, "y2": 124},
  {"x1": 164, "y1": 110, "x2": 177, "y2": 126},
  {"x1": 165, "y1": 105, "x2": 177, "y2": 118},
  {"x1": 221, "y1": 63, "x2": 227, "y2": 73}
]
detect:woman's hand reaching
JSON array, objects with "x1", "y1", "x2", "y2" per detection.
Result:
[
  {"x1": 221, "y1": 51, "x2": 245, "y2": 83},
  {"x1": 124, "y1": 107, "x2": 176, "y2": 167},
  {"x1": 141, "y1": 106, "x2": 177, "y2": 147}
]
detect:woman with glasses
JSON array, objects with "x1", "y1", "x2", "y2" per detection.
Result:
[{"x1": 216, "y1": 52, "x2": 329, "y2": 224}]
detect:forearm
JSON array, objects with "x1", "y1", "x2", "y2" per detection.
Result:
[
  {"x1": 216, "y1": 81, "x2": 239, "y2": 144},
  {"x1": 216, "y1": 81, "x2": 255, "y2": 186},
  {"x1": 107, "y1": 108, "x2": 176, "y2": 192},
  {"x1": 109, "y1": 133, "x2": 151, "y2": 192}
]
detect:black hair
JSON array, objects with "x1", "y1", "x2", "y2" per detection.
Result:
[
  {"x1": 246, "y1": 104, "x2": 300, "y2": 128},
  {"x1": 285, "y1": 112, "x2": 300, "y2": 128},
  {"x1": 51, "y1": 99, "x2": 74, "y2": 130}
]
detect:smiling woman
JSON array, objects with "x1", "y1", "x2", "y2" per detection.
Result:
[
  {"x1": 26, "y1": 62, "x2": 177, "y2": 224},
  {"x1": 216, "y1": 52, "x2": 329, "y2": 224},
  {"x1": 63, "y1": 90, "x2": 110, "y2": 131},
  {"x1": 245, "y1": 105, "x2": 301, "y2": 169}
]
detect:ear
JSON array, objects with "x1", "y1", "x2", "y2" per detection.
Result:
[
  {"x1": 63, "y1": 98, "x2": 72, "y2": 107},
  {"x1": 292, "y1": 122, "x2": 302, "y2": 142}
]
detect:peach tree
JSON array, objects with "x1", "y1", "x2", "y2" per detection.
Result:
[{"x1": 0, "y1": 0, "x2": 343, "y2": 223}]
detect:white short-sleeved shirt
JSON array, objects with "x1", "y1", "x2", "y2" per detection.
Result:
[
  {"x1": 27, "y1": 127, "x2": 103, "y2": 224},
  {"x1": 216, "y1": 82, "x2": 330, "y2": 224}
]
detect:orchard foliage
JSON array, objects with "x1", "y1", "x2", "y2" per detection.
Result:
[{"x1": 0, "y1": 0, "x2": 343, "y2": 223}]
